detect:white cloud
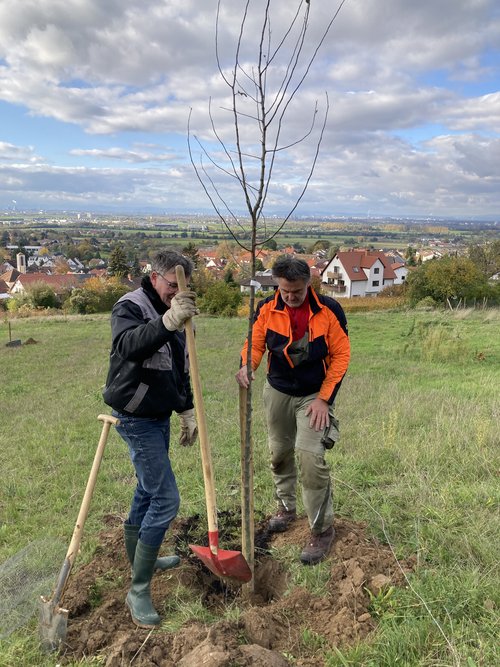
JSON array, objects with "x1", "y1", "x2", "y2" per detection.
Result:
[
  {"x1": 69, "y1": 147, "x2": 177, "y2": 163},
  {"x1": 443, "y1": 92, "x2": 500, "y2": 133},
  {"x1": 0, "y1": 0, "x2": 498, "y2": 216},
  {"x1": 0, "y1": 141, "x2": 40, "y2": 162}
]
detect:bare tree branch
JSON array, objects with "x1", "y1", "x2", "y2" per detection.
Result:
[
  {"x1": 192, "y1": 2, "x2": 347, "y2": 257},
  {"x1": 192, "y1": 2, "x2": 349, "y2": 590}
]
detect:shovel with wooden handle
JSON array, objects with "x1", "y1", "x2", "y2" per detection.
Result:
[
  {"x1": 39, "y1": 414, "x2": 119, "y2": 652},
  {"x1": 175, "y1": 265, "x2": 252, "y2": 583}
]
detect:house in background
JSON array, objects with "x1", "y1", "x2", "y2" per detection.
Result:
[
  {"x1": 0, "y1": 278, "x2": 10, "y2": 302},
  {"x1": 417, "y1": 249, "x2": 443, "y2": 262},
  {"x1": 240, "y1": 270, "x2": 278, "y2": 295},
  {"x1": 321, "y1": 250, "x2": 408, "y2": 298},
  {"x1": 0, "y1": 261, "x2": 16, "y2": 274},
  {"x1": 0, "y1": 268, "x2": 21, "y2": 290},
  {"x1": 10, "y1": 273, "x2": 89, "y2": 296}
]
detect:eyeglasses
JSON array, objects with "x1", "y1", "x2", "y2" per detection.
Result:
[{"x1": 156, "y1": 272, "x2": 190, "y2": 290}]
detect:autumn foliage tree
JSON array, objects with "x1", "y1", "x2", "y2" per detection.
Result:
[
  {"x1": 66, "y1": 277, "x2": 128, "y2": 314},
  {"x1": 468, "y1": 241, "x2": 500, "y2": 277},
  {"x1": 406, "y1": 256, "x2": 489, "y2": 306}
]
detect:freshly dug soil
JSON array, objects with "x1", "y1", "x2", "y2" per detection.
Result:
[{"x1": 60, "y1": 514, "x2": 415, "y2": 666}]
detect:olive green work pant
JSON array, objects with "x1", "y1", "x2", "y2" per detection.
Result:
[{"x1": 263, "y1": 381, "x2": 337, "y2": 535}]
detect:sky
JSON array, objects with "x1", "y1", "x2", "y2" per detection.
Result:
[{"x1": 0, "y1": 0, "x2": 499, "y2": 220}]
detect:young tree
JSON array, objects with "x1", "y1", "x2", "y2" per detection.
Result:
[
  {"x1": 189, "y1": 0, "x2": 348, "y2": 585},
  {"x1": 54, "y1": 257, "x2": 71, "y2": 274},
  {"x1": 182, "y1": 242, "x2": 200, "y2": 267},
  {"x1": 129, "y1": 253, "x2": 142, "y2": 278},
  {"x1": 262, "y1": 238, "x2": 277, "y2": 251},
  {"x1": 224, "y1": 268, "x2": 236, "y2": 284},
  {"x1": 405, "y1": 246, "x2": 417, "y2": 266},
  {"x1": 108, "y1": 245, "x2": 129, "y2": 278},
  {"x1": 308, "y1": 239, "x2": 331, "y2": 253}
]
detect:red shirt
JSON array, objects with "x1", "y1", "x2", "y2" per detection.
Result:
[{"x1": 285, "y1": 298, "x2": 310, "y2": 341}]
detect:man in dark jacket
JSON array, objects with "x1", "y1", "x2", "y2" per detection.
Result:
[
  {"x1": 103, "y1": 249, "x2": 198, "y2": 628},
  {"x1": 236, "y1": 257, "x2": 350, "y2": 565}
]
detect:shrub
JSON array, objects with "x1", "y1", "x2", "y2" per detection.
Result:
[
  {"x1": 340, "y1": 296, "x2": 405, "y2": 313},
  {"x1": 191, "y1": 267, "x2": 216, "y2": 297},
  {"x1": 237, "y1": 302, "x2": 250, "y2": 318},
  {"x1": 64, "y1": 277, "x2": 129, "y2": 314},
  {"x1": 378, "y1": 283, "x2": 407, "y2": 298},
  {"x1": 414, "y1": 296, "x2": 439, "y2": 310},
  {"x1": 26, "y1": 283, "x2": 60, "y2": 309},
  {"x1": 7, "y1": 284, "x2": 60, "y2": 312},
  {"x1": 198, "y1": 281, "x2": 242, "y2": 317}
]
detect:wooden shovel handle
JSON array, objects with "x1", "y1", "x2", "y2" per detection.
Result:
[
  {"x1": 52, "y1": 414, "x2": 119, "y2": 605},
  {"x1": 175, "y1": 266, "x2": 218, "y2": 542}
]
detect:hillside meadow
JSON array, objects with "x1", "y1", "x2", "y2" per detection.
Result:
[{"x1": 0, "y1": 308, "x2": 498, "y2": 666}]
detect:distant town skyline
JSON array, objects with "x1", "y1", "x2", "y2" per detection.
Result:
[{"x1": 1, "y1": 1, "x2": 499, "y2": 220}]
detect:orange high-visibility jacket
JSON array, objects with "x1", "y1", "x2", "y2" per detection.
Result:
[{"x1": 240, "y1": 287, "x2": 350, "y2": 404}]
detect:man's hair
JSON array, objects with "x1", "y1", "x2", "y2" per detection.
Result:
[
  {"x1": 151, "y1": 250, "x2": 194, "y2": 277},
  {"x1": 272, "y1": 257, "x2": 310, "y2": 282}
]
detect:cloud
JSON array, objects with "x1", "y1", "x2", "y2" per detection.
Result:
[
  {"x1": 0, "y1": 1, "x2": 499, "y2": 216},
  {"x1": 1, "y1": 0, "x2": 496, "y2": 135},
  {"x1": 0, "y1": 141, "x2": 40, "y2": 162},
  {"x1": 70, "y1": 146, "x2": 177, "y2": 163},
  {"x1": 443, "y1": 92, "x2": 500, "y2": 133}
]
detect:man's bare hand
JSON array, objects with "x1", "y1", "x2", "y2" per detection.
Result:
[
  {"x1": 305, "y1": 397, "x2": 330, "y2": 431},
  {"x1": 235, "y1": 366, "x2": 254, "y2": 388}
]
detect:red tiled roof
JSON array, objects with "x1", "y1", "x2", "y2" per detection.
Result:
[
  {"x1": 335, "y1": 250, "x2": 397, "y2": 281},
  {"x1": 1, "y1": 268, "x2": 21, "y2": 283},
  {"x1": 198, "y1": 248, "x2": 219, "y2": 260},
  {"x1": 14, "y1": 273, "x2": 89, "y2": 292}
]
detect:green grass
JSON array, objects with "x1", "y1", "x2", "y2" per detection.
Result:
[{"x1": 0, "y1": 308, "x2": 499, "y2": 665}]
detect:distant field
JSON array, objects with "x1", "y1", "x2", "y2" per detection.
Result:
[
  {"x1": 4, "y1": 215, "x2": 495, "y2": 253},
  {"x1": 0, "y1": 308, "x2": 498, "y2": 665}
]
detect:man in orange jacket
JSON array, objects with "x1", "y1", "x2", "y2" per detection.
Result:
[{"x1": 236, "y1": 257, "x2": 350, "y2": 564}]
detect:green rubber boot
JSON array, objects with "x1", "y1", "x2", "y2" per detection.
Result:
[
  {"x1": 126, "y1": 540, "x2": 161, "y2": 628},
  {"x1": 124, "y1": 524, "x2": 180, "y2": 571}
]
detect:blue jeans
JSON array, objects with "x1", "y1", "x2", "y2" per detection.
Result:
[{"x1": 114, "y1": 412, "x2": 180, "y2": 548}]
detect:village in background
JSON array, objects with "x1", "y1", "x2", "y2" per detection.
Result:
[{"x1": 1, "y1": 212, "x2": 499, "y2": 314}]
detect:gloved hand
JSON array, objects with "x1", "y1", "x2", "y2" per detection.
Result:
[
  {"x1": 162, "y1": 290, "x2": 199, "y2": 332},
  {"x1": 179, "y1": 408, "x2": 198, "y2": 446}
]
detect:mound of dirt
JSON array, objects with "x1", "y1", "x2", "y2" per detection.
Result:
[{"x1": 59, "y1": 514, "x2": 415, "y2": 666}]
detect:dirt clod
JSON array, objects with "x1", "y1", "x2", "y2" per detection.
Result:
[{"x1": 59, "y1": 514, "x2": 414, "y2": 667}]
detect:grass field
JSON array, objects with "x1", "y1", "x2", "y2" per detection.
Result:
[{"x1": 0, "y1": 308, "x2": 499, "y2": 666}]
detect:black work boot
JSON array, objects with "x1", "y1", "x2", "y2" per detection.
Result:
[
  {"x1": 126, "y1": 540, "x2": 161, "y2": 628},
  {"x1": 268, "y1": 507, "x2": 297, "y2": 533},
  {"x1": 124, "y1": 523, "x2": 180, "y2": 571},
  {"x1": 300, "y1": 526, "x2": 335, "y2": 565}
]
